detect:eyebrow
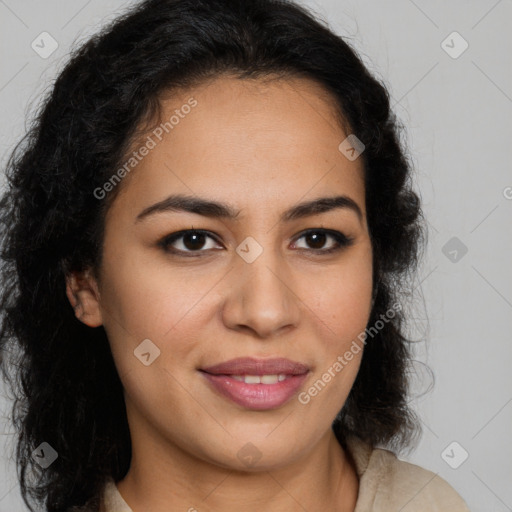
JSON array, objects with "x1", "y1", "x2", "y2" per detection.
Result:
[{"x1": 135, "y1": 193, "x2": 363, "y2": 224}]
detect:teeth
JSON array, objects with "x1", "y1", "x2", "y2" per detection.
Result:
[{"x1": 230, "y1": 374, "x2": 288, "y2": 384}]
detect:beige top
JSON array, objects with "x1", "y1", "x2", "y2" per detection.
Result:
[{"x1": 98, "y1": 437, "x2": 470, "y2": 511}]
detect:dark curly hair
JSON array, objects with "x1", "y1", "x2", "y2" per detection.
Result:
[{"x1": 0, "y1": 0, "x2": 426, "y2": 510}]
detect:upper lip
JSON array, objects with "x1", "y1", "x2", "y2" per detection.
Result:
[{"x1": 201, "y1": 357, "x2": 309, "y2": 376}]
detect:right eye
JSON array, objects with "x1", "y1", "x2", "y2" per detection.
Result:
[{"x1": 159, "y1": 229, "x2": 223, "y2": 256}]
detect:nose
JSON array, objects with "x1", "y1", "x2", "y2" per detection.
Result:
[{"x1": 221, "y1": 249, "x2": 301, "y2": 339}]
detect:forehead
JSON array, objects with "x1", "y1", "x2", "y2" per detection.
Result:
[
  {"x1": 161, "y1": 74, "x2": 351, "y2": 157},
  {"x1": 108, "y1": 74, "x2": 366, "y2": 221}
]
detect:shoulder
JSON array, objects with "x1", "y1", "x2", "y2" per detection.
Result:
[
  {"x1": 344, "y1": 436, "x2": 471, "y2": 511},
  {"x1": 368, "y1": 447, "x2": 471, "y2": 511}
]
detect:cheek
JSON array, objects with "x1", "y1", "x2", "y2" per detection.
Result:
[
  {"x1": 100, "y1": 241, "x2": 215, "y2": 332},
  {"x1": 298, "y1": 268, "x2": 371, "y2": 419},
  {"x1": 97, "y1": 249, "x2": 218, "y2": 380},
  {"x1": 304, "y1": 255, "x2": 373, "y2": 342}
]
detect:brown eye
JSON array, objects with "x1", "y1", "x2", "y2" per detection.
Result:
[
  {"x1": 292, "y1": 229, "x2": 354, "y2": 253},
  {"x1": 180, "y1": 232, "x2": 207, "y2": 251},
  {"x1": 304, "y1": 231, "x2": 327, "y2": 249},
  {"x1": 160, "y1": 230, "x2": 222, "y2": 255}
]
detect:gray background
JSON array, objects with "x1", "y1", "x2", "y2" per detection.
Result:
[{"x1": 1, "y1": 0, "x2": 511, "y2": 510}]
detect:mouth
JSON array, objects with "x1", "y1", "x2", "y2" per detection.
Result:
[{"x1": 199, "y1": 357, "x2": 310, "y2": 410}]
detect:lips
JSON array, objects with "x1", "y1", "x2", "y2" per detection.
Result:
[
  {"x1": 199, "y1": 357, "x2": 310, "y2": 410},
  {"x1": 201, "y1": 357, "x2": 309, "y2": 376}
]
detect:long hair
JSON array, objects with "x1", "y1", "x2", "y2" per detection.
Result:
[{"x1": 0, "y1": 0, "x2": 425, "y2": 510}]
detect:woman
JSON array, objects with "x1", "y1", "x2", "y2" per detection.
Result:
[{"x1": 0, "y1": 0, "x2": 470, "y2": 510}]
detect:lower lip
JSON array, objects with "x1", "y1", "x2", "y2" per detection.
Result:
[{"x1": 200, "y1": 372, "x2": 309, "y2": 410}]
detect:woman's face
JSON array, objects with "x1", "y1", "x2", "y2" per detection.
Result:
[{"x1": 75, "y1": 75, "x2": 373, "y2": 470}]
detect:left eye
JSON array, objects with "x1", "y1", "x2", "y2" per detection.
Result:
[
  {"x1": 159, "y1": 228, "x2": 353, "y2": 255},
  {"x1": 292, "y1": 229, "x2": 353, "y2": 252}
]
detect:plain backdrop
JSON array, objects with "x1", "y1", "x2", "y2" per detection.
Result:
[{"x1": 0, "y1": 1, "x2": 511, "y2": 511}]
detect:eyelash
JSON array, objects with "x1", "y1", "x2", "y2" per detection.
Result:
[{"x1": 158, "y1": 228, "x2": 354, "y2": 257}]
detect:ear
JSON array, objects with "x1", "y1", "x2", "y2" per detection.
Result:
[{"x1": 65, "y1": 268, "x2": 103, "y2": 328}]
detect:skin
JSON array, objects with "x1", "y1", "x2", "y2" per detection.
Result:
[{"x1": 66, "y1": 74, "x2": 374, "y2": 512}]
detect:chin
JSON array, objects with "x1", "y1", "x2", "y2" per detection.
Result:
[{"x1": 208, "y1": 434, "x2": 308, "y2": 472}]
